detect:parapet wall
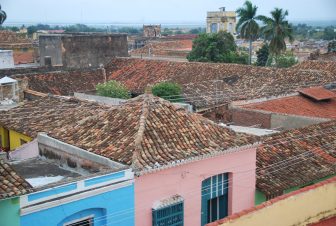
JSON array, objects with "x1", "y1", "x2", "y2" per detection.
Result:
[
  {"x1": 39, "y1": 34, "x2": 128, "y2": 68},
  {"x1": 207, "y1": 177, "x2": 336, "y2": 226}
]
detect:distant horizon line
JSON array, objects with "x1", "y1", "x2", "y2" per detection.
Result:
[{"x1": 3, "y1": 19, "x2": 336, "y2": 27}]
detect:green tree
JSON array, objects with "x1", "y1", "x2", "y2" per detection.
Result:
[
  {"x1": 96, "y1": 80, "x2": 130, "y2": 99},
  {"x1": 152, "y1": 82, "x2": 182, "y2": 102},
  {"x1": 187, "y1": 31, "x2": 248, "y2": 64},
  {"x1": 323, "y1": 26, "x2": 336, "y2": 40},
  {"x1": 328, "y1": 40, "x2": 336, "y2": 53},
  {"x1": 275, "y1": 52, "x2": 298, "y2": 68},
  {"x1": 189, "y1": 27, "x2": 205, "y2": 34},
  {"x1": 118, "y1": 27, "x2": 141, "y2": 34},
  {"x1": 256, "y1": 43, "x2": 269, "y2": 66},
  {"x1": 236, "y1": 1, "x2": 261, "y2": 65},
  {"x1": 259, "y1": 8, "x2": 294, "y2": 62},
  {"x1": 0, "y1": 4, "x2": 7, "y2": 25}
]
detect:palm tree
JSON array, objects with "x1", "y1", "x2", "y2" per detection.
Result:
[
  {"x1": 236, "y1": 1, "x2": 260, "y2": 65},
  {"x1": 0, "y1": 4, "x2": 6, "y2": 25},
  {"x1": 258, "y1": 8, "x2": 294, "y2": 64}
]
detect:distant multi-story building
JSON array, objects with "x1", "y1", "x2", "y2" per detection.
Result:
[
  {"x1": 143, "y1": 25, "x2": 161, "y2": 38},
  {"x1": 206, "y1": 7, "x2": 236, "y2": 35},
  {"x1": 39, "y1": 33, "x2": 128, "y2": 68}
]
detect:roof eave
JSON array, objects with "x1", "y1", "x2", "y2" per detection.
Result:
[{"x1": 134, "y1": 142, "x2": 260, "y2": 176}]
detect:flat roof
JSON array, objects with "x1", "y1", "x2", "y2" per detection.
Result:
[
  {"x1": 220, "y1": 123, "x2": 279, "y2": 136},
  {"x1": 10, "y1": 158, "x2": 82, "y2": 188},
  {"x1": 0, "y1": 50, "x2": 13, "y2": 53}
]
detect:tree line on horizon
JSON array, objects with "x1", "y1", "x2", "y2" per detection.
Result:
[{"x1": 188, "y1": 1, "x2": 300, "y2": 67}]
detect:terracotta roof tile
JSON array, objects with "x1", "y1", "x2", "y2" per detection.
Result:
[
  {"x1": 0, "y1": 95, "x2": 257, "y2": 170},
  {"x1": 22, "y1": 69, "x2": 105, "y2": 95},
  {"x1": 243, "y1": 92, "x2": 336, "y2": 119},
  {"x1": 22, "y1": 58, "x2": 336, "y2": 109},
  {"x1": 13, "y1": 51, "x2": 34, "y2": 65},
  {"x1": 105, "y1": 58, "x2": 336, "y2": 108},
  {"x1": 131, "y1": 39, "x2": 192, "y2": 57},
  {"x1": 0, "y1": 159, "x2": 32, "y2": 199},
  {"x1": 257, "y1": 121, "x2": 336, "y2": 196},
  {"x1": 298, "y1": 87, "x2": 336, "y2": 101},
  {"x1": 293, "y1": 60, "x2": 336, "y2": 74}
]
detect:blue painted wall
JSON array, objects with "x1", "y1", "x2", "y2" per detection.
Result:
[{"x1": 21, "y1": 183, "x2": 134, "y2": 226}]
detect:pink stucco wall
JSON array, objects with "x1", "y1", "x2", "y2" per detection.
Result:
[{"x1": 135, "y1": 147, "x2": 257, "y2": 226}]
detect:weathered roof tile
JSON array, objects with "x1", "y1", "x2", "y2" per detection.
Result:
[
  {"x1": 257, "y1": 121, "x2": 336, "y2": 196},
  {"x1": 0, "y1": 95, "x2": 257, "y2": 170},
  {"x1": 0, "y1": 159, "x2": 32, "y2": 199}
]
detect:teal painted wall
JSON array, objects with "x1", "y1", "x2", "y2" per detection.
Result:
[
  {"x1": 255, "y1": 175, "x2": 335, "y2": 206},
  {"x1": 255, "y1": 190, "x2": 266, "y2": 205},
  {"x1": 0, "y1": 197, "x2": 20, "y2": 226},
  {"x1": 283, "y1": 175, "x2": 334, "y2": 194}
]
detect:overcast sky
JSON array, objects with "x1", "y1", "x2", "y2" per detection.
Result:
[{"x1": 2, "y1": 0, "x2": 336, "y2": 25}]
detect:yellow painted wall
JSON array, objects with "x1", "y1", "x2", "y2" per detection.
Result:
[
  {"x1": 0, "y1": 126, "x2": 9, "y2": 148},
  {"x1": 9, "y1": 130, "x2": 32, "y2": 151},
  {"x1": 214, "y1": 180, "x2": 336, "y2": 226}
]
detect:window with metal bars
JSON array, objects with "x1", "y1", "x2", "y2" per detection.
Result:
[
  {"x1": 64, "y1": 217, "x2": 93, "y2": 226},
  {"x1": 152, "y1": 201, "x2": 184, "y2": 226}
]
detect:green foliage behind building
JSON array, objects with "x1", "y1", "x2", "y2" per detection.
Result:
[
  {"x1": 152, "y1": 82, "x2": 183, "y2": 102},
  {"x1": 96, "y1": 80, "x2": 130, "y2": 99},
  {"x1": 187, "y1": 31, "x2": 248, "y2": 64}
]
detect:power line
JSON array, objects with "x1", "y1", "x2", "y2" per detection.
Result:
[{"x1": 15, "y1": 144, "x2": 335, "y2": 226}]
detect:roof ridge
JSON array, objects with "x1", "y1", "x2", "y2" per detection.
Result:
[{"x1": 131, "y1": 94, "x2": 151, "y2": 170}]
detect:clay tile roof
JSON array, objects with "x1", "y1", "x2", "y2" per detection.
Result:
[
  {"x1": 0, "y1": 159, "x2": 32, "y2": 199},
  {"x1": 0, "y1": 96, "x2": 110, "y2": 138},
  {"x1": 242, "y1": 91, "x2": 336, "y2": 119},
  {"x1": 293, "y1": 60, "x2": 336, "y2": 74},
  {"x1": 257, "y1": 121, "x2": 336, "y2": 196},
  {"x1": 298, "y1": 87, "x2": 336, "y2": 101},
  {"x1": 23, "y1": 69, "x2": 105, "y2": 96},
  {"x1": 131, "y1": 39, "x2": 192, "y2": 57},
  {"x1": 0, "y1": 95, "x2": 257, "y2": 170},
  {"x1": 22, "y1": 58, "x2": 336, "y2": 109},
  {"x1": 50, "y1": 94, "x2": 257, "y2": 170},
  {"x1": 105, "y1": 58, "x2": 336, "y2": 108}
]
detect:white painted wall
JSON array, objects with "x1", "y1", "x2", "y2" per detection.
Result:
[{"x1": 0, "y1": 50, "x2": 15, "y2": 69}]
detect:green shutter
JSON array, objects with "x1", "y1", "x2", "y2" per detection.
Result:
[
  {"x1": 152, "y1": 201, "x2": 184, "y2": 226},
  {"x1": 201, "y1": 173, "x2": 229, "y2": 226}
]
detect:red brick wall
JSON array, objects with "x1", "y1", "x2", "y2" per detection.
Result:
[
  {"x1": 201, "y1": 104, "x2": 232, "y2": 123},
  {"x1": 231, "y1": 108, "x2": 271, "y2": 128}
]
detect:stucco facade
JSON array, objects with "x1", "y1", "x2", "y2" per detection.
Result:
[
  {"x1": 9, "y1": 130, "x2": 32, "y2": 151},
  {"x1": 39, "y1": 34, "x2": 128, "y2": 68},
  {"x1": 0, "y1": 197, "x2": 20, "y2": 226},
  {"x1": 208, "y1": 177, "x2": 336, "y2": 226},
  {"x1": 0, "y1": 127, "x2": 33, "y2": 151},
  {"x1": 0, "y1": 50, "x2": 15, "y2": 69},
  {"x1": 0, "y1": 126, "x2": 9, "y2": 149},
  {"x1": 135, "y1": 147, "x2": 257, "y2": 226},
  {"x1": 206, "y1": 8, "x2": 236, "y2": 35},
  {"x1": 20, "y1": 170, "x2": 134, "y2": 226}
]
